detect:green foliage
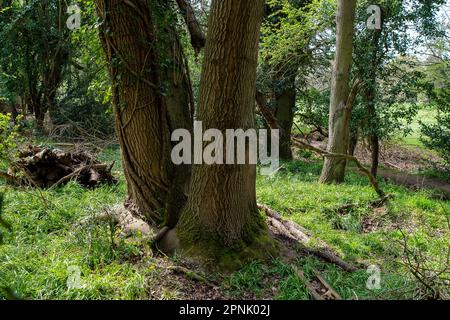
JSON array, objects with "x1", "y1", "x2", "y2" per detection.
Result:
[
  {"x1": 256, "y1": 160, "x2": 449, "y2": 299},
  {"x1": 260, "y1": 0, "x2": 335, "y2": 72},
  {"x1": 349, "y1": 0, "x2": 445, "y2": 142},
  {"x1": 421, "y1": 38, "x2": 450, "y2": 163},
  {"x1": 257, "y1": 0, "x2": 335, "y2": 124},
  {"x1": 51, "y1": 0, "x2": 114, "y2": 137},
  {"x1": 0, "y1": 0, "x2": 114, "y2": 136},
  {"x1": 0, "y1": 113, "x2": 20, "y2": 163},
  {"x1": 0, "y1": 0, "x2": 71, "y2": 106}
]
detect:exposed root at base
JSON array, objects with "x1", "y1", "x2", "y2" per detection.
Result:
[{"x1": 77, "y1": 204, "x2": 155, "y2": 237}]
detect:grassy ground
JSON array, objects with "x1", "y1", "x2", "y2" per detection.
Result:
[{"x1": 0, "y1": 145, "x2": 448, "y2": 300}]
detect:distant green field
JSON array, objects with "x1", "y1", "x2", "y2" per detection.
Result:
[{"x1": 401, "y1": 107, "x2": 437, "y2": 148}]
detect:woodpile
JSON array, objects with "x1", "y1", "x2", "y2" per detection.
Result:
[{"x1": 3, "y1": 145, "x2": 117, "y2": 188}]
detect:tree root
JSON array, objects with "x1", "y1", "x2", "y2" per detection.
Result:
[
  {"x1": 258, "y1": 204, "x2": 358, "y2": 272},
  {"x1": 76, "y1": 204, "x2": 154, "y2": 237}
]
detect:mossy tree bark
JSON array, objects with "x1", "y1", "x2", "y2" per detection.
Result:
[
  {"x1": 320, "y1": 0, "x2": 357, "y2": 184},
  {"x1": 176, "y1": 0, "x2": 274, "y2": 269},
  {"x1": 96, "y1": 0, "x2": 193, "y2": 226}
]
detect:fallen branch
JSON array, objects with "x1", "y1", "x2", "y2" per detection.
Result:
[
  {"x1": 293, "y1": 266, "x2": 324, "y2": 300},
  {"x1": 292, "y1": 138, "x2": 386, "y2": 198},
  {"x1": 292, "y1": 266, "x2": 342, "y2": 300},
  {"x1": 50, "y1": 164, "x2": 109, "y2": 189},
  {"x1": 313, "y1": 269, "x2": 342, "y2": 300},
  {"x1": 76, "y1": 204, "x2": 153, "y2": 237},
  {"x1": 258, "y1": 204, "x2": 358, "y2": 272},
  {"x1": 168, "y1": 266, "x2": 214, "y2": 287},
  {"x1": 0, "y1": 171, "x2": 19, "y2": 184}
]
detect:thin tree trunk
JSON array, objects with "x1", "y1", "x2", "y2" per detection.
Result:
[
  {"x1": 320, "y1": 0, "x2": 357, "y2": 184},
  {"x1": 274, "y1": 75, "x2": 296, "y2": 160},
  {"x1": 365, "y1": 14, "x2": 383, "y2": 178},
  {"x1": 370, "y1": 134, "x2": 379, "y2": 176},
  {"x1": 96, "y1": 0, "x2": 193, "y2": 225},
  {"x1": 365, "y1": 81, "x2": 379, "y2": 177},
  {"x1": 176, "y1": 0, "x2": 273, "y2": 269},
  {"x1": 348, "y1": 130, "x2": 358, "y2": 156}
]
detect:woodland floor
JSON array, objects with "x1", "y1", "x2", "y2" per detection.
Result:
[{"x1": 0, "y1": 137, "x2": 449, "y2": 300}]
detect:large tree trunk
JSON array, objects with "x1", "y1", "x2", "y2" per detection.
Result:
[
  {"x1": 96, "y1": 0, "x2": 193, "y2": 225},
  {"x1": 320, "y1": 0, "x2": 357, "y2": 184},
  {"x1": 175, "y1": 0, "x2": 273, "y2": 270}
]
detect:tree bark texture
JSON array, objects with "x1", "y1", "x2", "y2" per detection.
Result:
[
  {"x1": 320, "y1": 0, "x2": 357, "y2": 184},
  {"x1": 177, "y1": 0, "x2": 268, "y2": 251},
  {"x1": 96, "y1": 0, "x2": 193, "y2": 225}
]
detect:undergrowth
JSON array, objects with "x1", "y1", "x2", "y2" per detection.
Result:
[{"x1": 0, "y1": 145, "x2": 448, "y2": 300}]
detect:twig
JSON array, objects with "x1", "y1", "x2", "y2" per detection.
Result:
[{"x1": 50, "y1": 164, "x2": 108, "y2": 189}]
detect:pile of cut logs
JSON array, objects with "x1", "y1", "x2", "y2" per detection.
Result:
[{"x1": 2, "y1": 145, "x2": 117, "y2": 188}]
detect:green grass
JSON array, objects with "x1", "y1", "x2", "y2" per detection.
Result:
[
  {"x1": 1, "y1": 146, "x2": 449, "y2": 300},
  {"x1": 401, "y1": 107, "x2": 437, "y2": 148}
]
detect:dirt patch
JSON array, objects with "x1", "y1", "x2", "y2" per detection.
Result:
[
  {"x1": 304, "y1": 138, "x2": 450, "y2": 197},
  {"x1": 377, "y1": 168, "x2": 450, "y2": 199},
  {"x1": 306, "y1": 139, "x2": 442, "y2": 173},
  {"x1": 355, "y1": 141, "x2": 442, "y2": 173},
  {"x1": 148, "y1": 259, "x2": 227, "y2": 300}
]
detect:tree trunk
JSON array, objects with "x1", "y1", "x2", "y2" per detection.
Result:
[
  {"x1": 348, "y1": 130, "x2": 358, "y2": 156},
  {"x1": 176, "y1": 0, "x2": 274, "y2": 270},
  {"x1": 370, "y1": 134, "x2": 379, "y2": 176},
  {"x1": 33, "y1": 100, "x2": 46, "y2": 130},
  {"x1": 274, "y1": 75, "x2": 296, "y2": 161},
  {"x1": 96, "y1": 0, "x2": 193, "y2": 225},
  {"x1": 320, "y1": 0, "x2": 357, "y2": 184},
  {"x1": 365, "y1": 82, "x2": 380, "y2": 177},
  {"x1": 365, "y1": 14, "x2": 383, "y2": 179},
  {"x1": 11, "y1": 104, "x2": 18, "y2": 124},
  {"x1": 44, "y1": 0, "x2": 69, "y2": 123}
]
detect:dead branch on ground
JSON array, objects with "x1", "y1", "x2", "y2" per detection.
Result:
[{"x1": 258, "y1": 203, "x2": 358, "y2": 272}]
